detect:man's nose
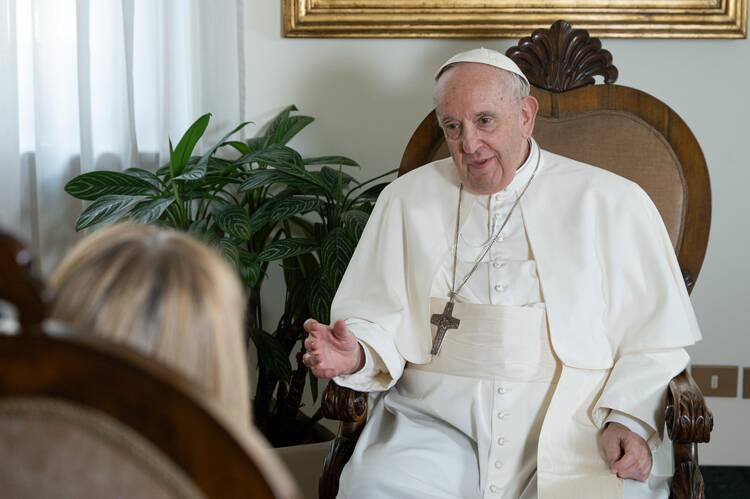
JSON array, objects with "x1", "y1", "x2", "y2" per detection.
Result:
[{"x1": 461, "y1": 126, "x2": 481, "y2": 154}]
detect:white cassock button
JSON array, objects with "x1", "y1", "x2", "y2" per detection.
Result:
[
  {"x1": 494, "y1": 284, "x2": 504, "y2": 292},
  {"x1": 489, "y1": 485, "x2": 499, "y2": 493},
  {"x1": 492, "y1": 260, "x2": 502, "y2": 269},
  {"x1": 497, "y1": 386, "x2": 507, "y2": 395},
  {"x1": 493, "y1": 212, "x2": 501, "y2": 220},
  {"x1": 494, "y1": 194, "x2": 503, "y2": 201},
  {"x1": 495, "y1": 461, "x2": 504, "y2": 469},
  {"x1": 497, "y1": 411, "x2": 507, "y2": 419},
  {"x1": 497, "y1": 437, "x2": 506, "y2": 446}
]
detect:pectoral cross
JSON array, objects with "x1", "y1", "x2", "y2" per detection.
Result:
[{"x1": 430, "y1": 300, "x2": 460, "y2": 355}]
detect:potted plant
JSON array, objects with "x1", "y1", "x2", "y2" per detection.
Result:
[{"x1": 63, "y1": 107, "x2": 395, "y2": 451}]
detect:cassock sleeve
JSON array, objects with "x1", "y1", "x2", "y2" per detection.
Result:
[
  {"x1": 333, "y1": 321, "x2": 404, "y2": 391},
  {"x1": 329, "y1": 186, "x2": 409, "y2": 391},
  {"x1": 592, "y1": 183, "x2": 701, "y2": 449}
]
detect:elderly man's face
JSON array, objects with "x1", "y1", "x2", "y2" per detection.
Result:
[{"x1": 435, "y1": 63, "x2": 538, "y2": 194}]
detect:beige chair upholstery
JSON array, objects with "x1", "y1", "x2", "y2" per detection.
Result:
[
  {"x1": 0, "y1": 397, "x2": 204, "y2": 499},
  {"x1": 536, "y1": 112, "x2": 686, "y2": 248}
]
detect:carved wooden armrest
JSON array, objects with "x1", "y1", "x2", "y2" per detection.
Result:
[
  {"x1": 665, "y1": 369, "x2": 713, "y2": 499},
  {"x1": 666, "y1": 369, "x2": 713, "y2": 443},
  {"x1": 321, "y1": 381, "x2": 368, "y2": 423}
]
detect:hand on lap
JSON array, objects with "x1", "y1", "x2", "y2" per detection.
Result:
[{"x1": 601, "y1": 422, "x2": 652, "y2": 482}]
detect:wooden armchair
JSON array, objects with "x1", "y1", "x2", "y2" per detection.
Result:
[
  {"x1": 0, "y1": 232, "x2": 299, "y2": 499},
  {"x1": 319, "y1": 21, "x2": 714, "y2": 499}
]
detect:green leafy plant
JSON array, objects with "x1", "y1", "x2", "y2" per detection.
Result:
[{"x1": 64, "y1": 106, "x2": 396, "y2": 445}]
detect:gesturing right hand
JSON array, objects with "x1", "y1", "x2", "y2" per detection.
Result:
[{"x1": 302, "y1": 319, "x2": 364, "y2": 379}]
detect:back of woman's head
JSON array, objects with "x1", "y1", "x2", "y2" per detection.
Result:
[{"x1": 50, "y1": 223, "x2": 250, "y2": 431}]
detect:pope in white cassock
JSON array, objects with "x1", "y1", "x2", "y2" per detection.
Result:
[{"x1": 302, "y1": 48, "x2": 701, "y2": 499}]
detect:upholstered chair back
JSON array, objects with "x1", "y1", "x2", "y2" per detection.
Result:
[{"x1": 0, "y1": 397, "x2": 204, "y2": 499}]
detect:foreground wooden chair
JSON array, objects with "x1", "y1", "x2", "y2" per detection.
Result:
[
  {"x1": 319, "y1": 20, "x2": 714, "y2": 499},
  {"x1": 0, "y1": 232, "x2": 299, "y2": 499}
]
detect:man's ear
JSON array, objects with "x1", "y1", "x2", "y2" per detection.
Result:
[{"x1": 520, "y1": 95, "x2": 539, "y2": 139}]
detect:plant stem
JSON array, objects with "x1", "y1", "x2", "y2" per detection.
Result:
[{"x1": 342, "y1": 167, "x2": 398, "y2": 207}]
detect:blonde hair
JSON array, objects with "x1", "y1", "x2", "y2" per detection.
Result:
[{"x1": 51, "y1": 223, "x2": 250, "y2": 432}]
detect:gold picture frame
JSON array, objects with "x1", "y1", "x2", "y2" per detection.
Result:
[{"x1": 283, "y1": 0, "x2": 748, "y2": 39}]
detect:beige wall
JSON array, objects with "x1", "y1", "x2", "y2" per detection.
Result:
[{"x1": 246, "y1": 2, "x2": 750, "y2": 465}]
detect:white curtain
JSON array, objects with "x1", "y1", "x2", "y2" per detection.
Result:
[{"x1": 0, "y1": 0, "x2": 245, "y2": 275}]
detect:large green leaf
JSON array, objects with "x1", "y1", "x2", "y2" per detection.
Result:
[
  {"x1": 238, "y1": 249, "x2": 262, "y2": 287},
  {"x1": 123, "y1": 168, "x2": 163, "y2": 189},
  {"x1": 321, "y1": 228, "x2": 356, "y2": 286},
  {"x1": 251, "y1": 329, "x2": 292, "y2": 383},
  {"x1": 307, "y1": 271, "x2": 334, "y2": 324},
  {"x1": 173, "y1": 162, "x2": 207, "y2": 182},
  {"x1": 129, "y1": 197, "x2": 174, "y2": 224},
  {"x1": 170, "y1": 113, "x2": 211, "y2": 178},
  {"x1": 238, "y1": 169, "x2": 287, "y2": 192},
  {"x1": 224, "y1": 140, "x2": 250, "y2": 155},
  {"x1": 263, "y1": 105, "x2": 315, "y2": 147},
  {"x1": 75, "y1": 195, "x2": 145, "y2": 231},
  {"x1": 250, "y1": 148, "x2": 330, "y2": 193},
  {"x1": 304, "y1": 155, "x2": 359, "y2": 168},
  {"x1": 317, "y1": 167, "x2": 357, "y2": 192},
  {"x1": 218, "y1": 237, "x2": 241, "y2": 267},
  {"x1": 244, "y1": 135, "x2": 265, "y2": 153},
  {"x1": 258, "y1": 238, "x2": 317, "y2": 262},
  {"x1": 262, "y1": 105, "x2": 295, "y2": 142},
  {"x1": 266, "y1": 115, "x2": 314, "y2": 147},
  {"x1": 239, "y1": 168, "x2": 327, "y2": 197},
  {"x1": 215, "y1": 205, "x2": 253, "y2": 241},
  {"x1": 241, "y1": 145, "x2": 304, "y2": 170},
  {"x1": 269, "y1": 196, "x2": 321, "y2": 225},
  {"x1": 65, "y1": 171, "x2": 157, "y2": 201},
  {"x1": 249, "y1": 196, "x2": 321, "y2": 233},
  {"x1": 341, "y1": 209, "x2": 370, "y2": 239},
  {"x1": 175, "y1": 120, "x2": 252, "y2": 182},
  {"x1": 274, "y1": 173, "x2": 327, "y2": 195}
]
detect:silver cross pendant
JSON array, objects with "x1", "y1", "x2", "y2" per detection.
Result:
[{"x1": 430, "y1": 300, "x2": 460, "y2": 355}]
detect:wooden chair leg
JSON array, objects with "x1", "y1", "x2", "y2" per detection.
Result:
[
  {"x1": 319, "y1": 420, "x2": 366, "y2": 499},
  {"x1": 318, "y1": 382, "x2": 368, "y2": 499},
  {"x1": 670, "y1": 442, "x2": 705, "y2": 499}
]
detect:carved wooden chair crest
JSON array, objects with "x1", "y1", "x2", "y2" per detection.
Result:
[
  {"x1": 0, "y1": 232, "x2": 298, "y2": 499},
  {"x1": 319, "y1": 21, "x2": 714, "y2": 499}
]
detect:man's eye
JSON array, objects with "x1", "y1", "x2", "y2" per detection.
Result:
[
  {"x1": 478, "y1": 116, "x2": 493, "y2": 126},
  {"x1": 445, "y1": 123, "x2": 459, "y2": 130}
]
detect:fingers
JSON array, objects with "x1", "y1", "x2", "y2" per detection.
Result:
[
  {"x1": 304, "y1": 318, "x2": 327, "y2": 336},
  {"x1": 303, "y1": 335, "x2": 318, "y2": 352},
  {"x1": 301, "y1": 352, "x2": 321, "y2": 367},
  {"x1": 331, "y1": 319, "x2": 351, "y2": 340},
  {"x1": 301, "y1": 351, "x2": 332, "y2": 378},
  {"x1": 610, "y1": 432, "x2": 652, "y2": 482},
  {"x1": 611, "y1": 449, "x2": 638, "y2": 474},
  {"x1": 601, "y1": 425, "x2": 624, "y2": 466}
]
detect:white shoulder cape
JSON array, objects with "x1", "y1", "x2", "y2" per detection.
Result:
[{"x1": 331, "y1": 150, "x2": 701, "y2": 379}]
